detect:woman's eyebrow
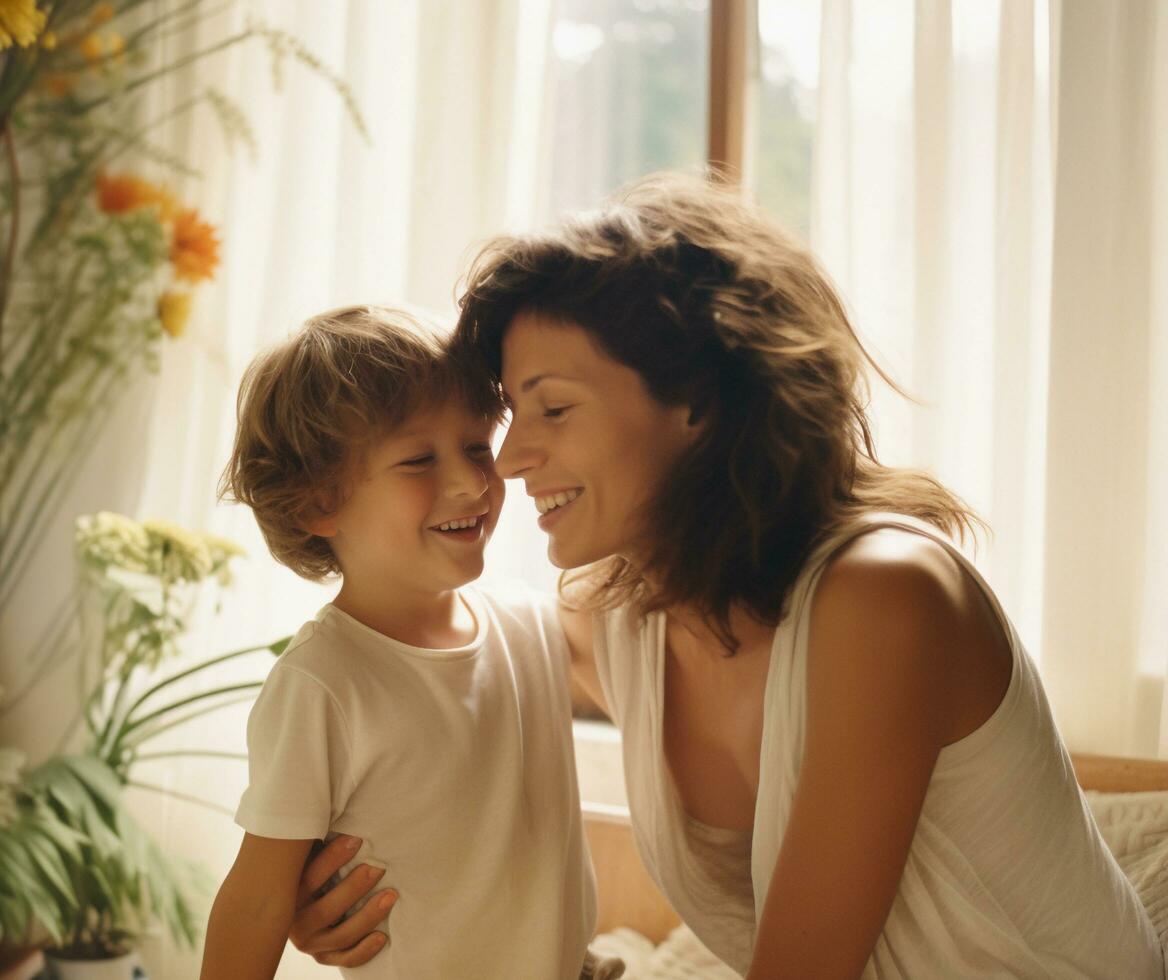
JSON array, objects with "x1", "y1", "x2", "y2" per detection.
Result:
[{"x1": 503, "y1": 373, "x2": 579, "y2": 400}]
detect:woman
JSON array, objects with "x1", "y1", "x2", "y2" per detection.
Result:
[{"x1": 285, "y1": 174, "x2": 1162, "y2": 978}]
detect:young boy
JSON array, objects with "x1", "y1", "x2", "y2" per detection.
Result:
[{"x1": 201, "y1": 305, "x2": 606, "y2": 979}]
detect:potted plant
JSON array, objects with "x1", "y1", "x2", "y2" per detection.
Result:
[{"x1": 0, "y1": 513, "x2": 291, "y2": 977}]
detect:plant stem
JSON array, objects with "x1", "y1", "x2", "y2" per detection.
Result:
[
  {"x1": 121, "y1": 640, "x2": 281, "y2": 719},
  {"x1": 0, "y1": 290, "x2": 107, "y2": 494},
  {"x1": 0, "y1": 339, "x2": 136, "y2": 606},
  {"x1": 93, "y1": 93, "x2": 203, "y2": 170},
  {"x1": 0, "y1": 117, "x2": 19, "y2": 385},
  {"x1": 119, "y1": 681, "x2": 263, "y2": 736},
  {"x1": 126, "y1": 780, "x2": 235, "y2": 817},
  {"x1": 118, "y1": 692, "x2": 259, "y2": 751},
  {"x1": 1, "y1": 250, "x2": 92, "y2": 429},
  {"x1": 134, "y1": 749, "x2": 248, "y2": 762},
  {"x1": 74, "y1": 30, "x2": 254, "y2": 116},
  {"x1": 95, "y1": 665, "x2": 136, "y2": 760},
  {"x1": 0, "y1": 605, "x2": 82, "y2": 718}
]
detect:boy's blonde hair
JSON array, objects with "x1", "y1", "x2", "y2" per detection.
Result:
[{"x1": 219, "y1": 304, "x2": 502, "y2": 581}]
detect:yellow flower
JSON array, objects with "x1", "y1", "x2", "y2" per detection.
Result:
[
  {"x1": 170, "y1": 208, "x2": 221, "y2": 283},
  {"x1": 90, "y1": 2, "x2": 115, "y2": 25},
  {"x1": 79, "y1": 31, "x2": 103, "y2": 64},
  {"x1": 142, "y1": 519, "x2": 214, "y2": 582},
  {"x1": 0, "y1": 0, "x2": 46, "y2": 50},
  {"x1": 75, "y1": 512, "x2": 153, "y2": 575},
  {"x1": 106, "y1": 31, "x2": 123, "y2": 57},
  {"x1": 152, "y1": 184, "x2": 179, "y2": 221},
  {"x1": 39, "y1": 28, "x2": 54, "y2": 49},
  {"x1": 157, "y1": 291, "x2": 193, "y2": 339}
]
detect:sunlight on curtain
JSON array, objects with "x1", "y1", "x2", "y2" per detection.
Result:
[
  {"x1": 813, "y1": 0, "x2": 1167, "y2": 758},
  {"x1": 1040, "y1": 0, "x2": 1168, "y2": 758}
]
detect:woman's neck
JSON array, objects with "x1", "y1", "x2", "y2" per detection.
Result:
[{"x1": 664, "y1": 601, "x2": 775, "y2": 661}]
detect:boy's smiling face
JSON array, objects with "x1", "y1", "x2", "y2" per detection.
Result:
[{"x1": 321, "y1": 398, "x2": 504, "y2": 596}]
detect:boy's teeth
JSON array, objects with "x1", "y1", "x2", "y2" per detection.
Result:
[
  {"x1": 536, "y1": 488, "x2": 581, "y2": 515},
  {"x1": 437, "y1": 517, "x2": 479, "y2": 531}
]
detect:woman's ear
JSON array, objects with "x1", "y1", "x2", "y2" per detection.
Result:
[{"x1": 670, "y1": 401, "x2": 708, "y2": 445}]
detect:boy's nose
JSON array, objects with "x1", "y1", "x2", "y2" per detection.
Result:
[
  {"x1": 494, "y1": 423, "x2": 541, "y2": 479},
  {"x1": 445, "y1": 457, "x2": 489, "y2": 498}
]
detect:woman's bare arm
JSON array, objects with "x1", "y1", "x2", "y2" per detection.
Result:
[
  {"x1": 744, "y1": 546, "x2": 958, "y2": 980},
  {"x1": 201, "y1": 833, "x2": 316, "y2": 980},
  {"x1": 558, "y1": 599, "x2": 611, "y2": 719}
]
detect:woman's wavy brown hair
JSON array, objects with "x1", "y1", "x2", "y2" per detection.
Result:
[
  {"x1": 455, "y1": 172, "x2": 986, "y2": 650},
  {"x1": 219, "y1": 304, "x2": 503, "y2": 581}
]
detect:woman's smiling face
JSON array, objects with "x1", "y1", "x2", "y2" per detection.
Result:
[{"x1": 496, "y1": 309, "x2": 699, "y2": 569}]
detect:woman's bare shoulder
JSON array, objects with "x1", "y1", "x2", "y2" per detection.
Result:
[
  {"x1": 811, "y1": 525, "x2": 1012, "y2": 746},
  {"x1": 816, "y1": 526, "x2": 968, "y2": 623}
]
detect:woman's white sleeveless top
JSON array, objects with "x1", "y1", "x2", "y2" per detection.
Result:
[{"x1": 592, "y1": 512, "x2": 1164, "y2": 978}]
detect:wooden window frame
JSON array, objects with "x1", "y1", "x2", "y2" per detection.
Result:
[{"x1": 708, "y1": 0, "x2": 755, "y2": 182}]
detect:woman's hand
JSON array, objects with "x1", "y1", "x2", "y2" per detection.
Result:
[{"x1": 289, "y1": 835, "x2": 398, "y2": 968}]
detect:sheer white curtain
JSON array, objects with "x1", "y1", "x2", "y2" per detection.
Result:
[{"x1": 812, "y1": 0, "x2": 1168, "y2": 758}]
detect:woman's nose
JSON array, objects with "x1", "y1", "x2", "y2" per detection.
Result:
[{"x1": 494, "y1": 422, "x2": 541, "y2": 479}]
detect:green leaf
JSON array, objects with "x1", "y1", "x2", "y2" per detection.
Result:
[
  {"x1": 61, "y1": 755, "x2": 123, "y2": 806},
  {"x1": 21, "y1": 828, "x2": 79, "y2": 910},
  {"x1": 0, "y1": 834, "x2": 66, "y2": 944},
  {"x1": 28, "y1": 800, "x2": 89, "y2": 862},
  {"x1": 27, "y1": 758, "x2": 123, "y2": 859},
  {"x1": 0, "y1": 890, "x2": 30, "y2": 946}
]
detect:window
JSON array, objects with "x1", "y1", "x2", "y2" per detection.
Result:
[
  {"x1": 753, "y1": 0, "x2": 819, "y2": 237},
  {"x1": 543, "y1": 0, "x2": 711, "y2": 221}
]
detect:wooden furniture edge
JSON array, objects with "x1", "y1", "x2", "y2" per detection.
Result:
[{"x1": 1071, "y1": 752, "x2": 1168, "y2": 793}]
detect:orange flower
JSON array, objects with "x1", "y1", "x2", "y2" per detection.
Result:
[
  {"x1": 90, "y1": 2, "x2": 115, "y2": 25},
  {"x1": 95, "y1": 171, "x2": 161, "y2": 214},
  {"x1": 40, "y1": 72, "x2": 75, "y2": 97},
  {"x1": 158, "y1": 291, "x2": 193, "y2": 339},
  {"x1": 169, "y1": 208, "x2": 220, "y2": 283}
]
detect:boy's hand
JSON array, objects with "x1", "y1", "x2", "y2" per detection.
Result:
[{"x1": 289, "y1": 836, "x2": 397, "y2": 968}]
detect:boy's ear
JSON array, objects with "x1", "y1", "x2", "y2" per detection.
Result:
[
  {"x1": 303, "y1": 513, "x2": 339, "y2": 539},
  {"x1": 301, "y1": 490, "x2": 342, "y2": 538}
]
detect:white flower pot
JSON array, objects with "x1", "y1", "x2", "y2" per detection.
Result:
[{"x1": 42, "y1": 949, "x2": 148, "y2": 980}]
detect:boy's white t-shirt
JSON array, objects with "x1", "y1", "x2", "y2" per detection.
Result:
[{"x1": 234, "y1": 585, "x2": 597, "y2": 979}]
